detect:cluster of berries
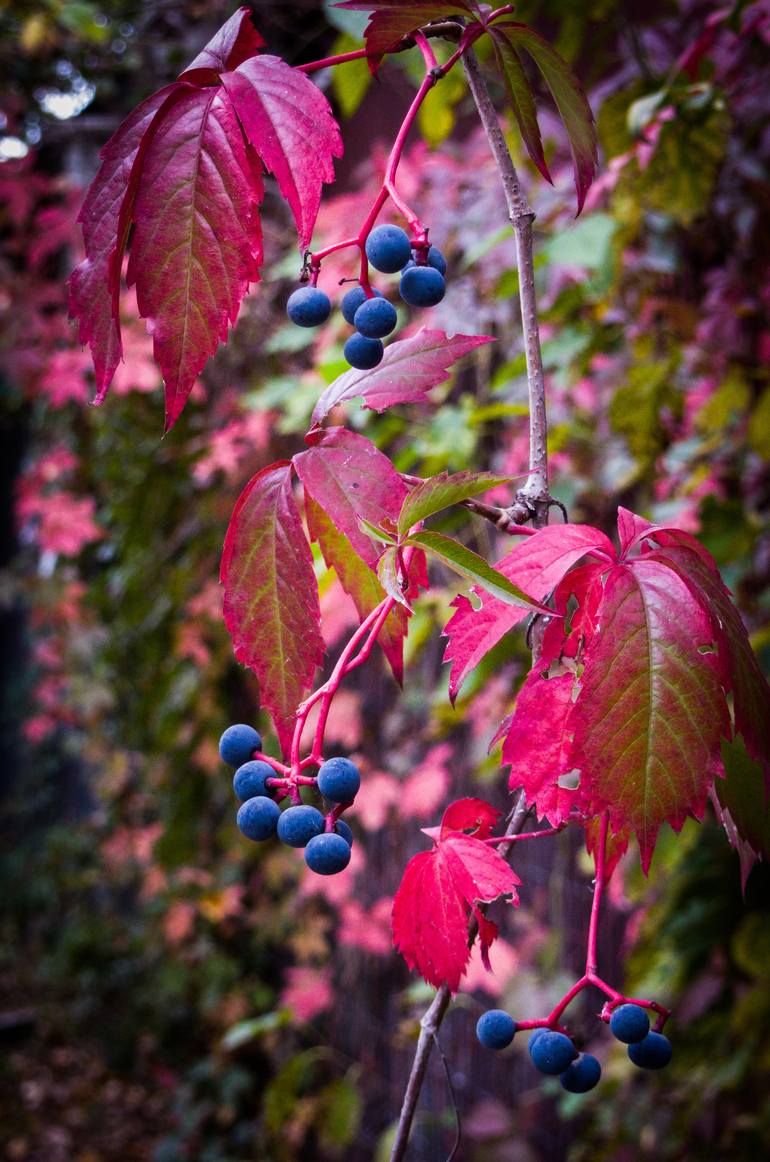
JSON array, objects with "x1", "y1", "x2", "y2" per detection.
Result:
[
  {"x1": 219, "y1": 724, "x2": 358, "y2": 875},
  {"x1": 285, "y1": 224, "x2": 447, "y2": 370},
  {"x1": 476, "y1": 1003, "x2": 672, "y2": 1093}
]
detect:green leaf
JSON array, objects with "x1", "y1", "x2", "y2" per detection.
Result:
[
  {"x1": 358, "y1": 515, "x2": 397, "y2": 545},
  {"x1": 403, "y1": 531, "x2": 553, "y2": 612},
  {"x1": 222, "y1": 1011, "x2": 290, "y2": 1050},
  {"x1": 492, "y1": 21, "x2": 597, "y2": 212},
  {"x1": 543, "y1": 212, "x2": 616, "y2": 269},
  {"x1": 397, "y1": 470, "x2": 515, "y2": 537},
  {"x1": 317, "y1": 1075, "x2": 362, "y2": 1151},
  {"x1": 331, "y1": 32, "x2": 372, "y2": 118}
]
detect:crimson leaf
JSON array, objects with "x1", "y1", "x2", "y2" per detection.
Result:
[
  {"x1": 67, "y1": 85, "x2": 180, "y2": 401},
  {"x1": 221, "y1": 461, "x2": 324, "y2": 756},
  {"x1": 294, "y1": 427, "x2": 406, "y2": 568},
  {"x1": 335, "y1": 1, "x2": 477, "y2": 64},
  {"x1": 443, "y1": 523, "x2": 614, "y2": 701},
  {"x1": 70, "y1": 9, "x2": 342, "y2": 429},
  {"x1": 125, "y1": 85, "x2": 264, "y2": 430},
  {"x1": 644, "y1": 540, "x2": 770, "y2": 783},
  {"x1": 503, "y1": 660, "x2": 579, "y2": 826},
  {"x1": 221, "y1": 55, "x2": 343, "y2": 250},
  {"x1": 571, "y1": 561, "x2": 729, "y2": 872},
  {"x1": 392, "y1": 798, "x2": 519, "y2": 991},
  {"x1": 310, "y1": 329, "x2": 493, "y2": 425}
]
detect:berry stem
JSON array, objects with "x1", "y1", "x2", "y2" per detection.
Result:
[
  {"x1": 482, "y1": 823, "x2": 566, "y2": 844},
  {"x1": 586, "y1": 811, "x2": 609, "y2": 976}
]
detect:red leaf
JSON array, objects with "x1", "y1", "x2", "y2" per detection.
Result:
[
  {"x1": 440, "y1": 797, "x2": 500, "y2": 839},
  {"x1": 67, "y1": 84, "x2": 180, "y2": 401},
  {"x1": 222, "y1": 55, "x2": 342, "y2": 249},
  {"x1": 392, "y1": 798, "x2": 520, "y2": 991},
  {"x1": 220, "y1": 461, "x2": 324, "y2": 755},
  {"x1": 304, "y1": 492, "x2": 408, "y2": 684},
  {"x1": 443, "y1": 523, "x2": 615, "y2": 701},
  {"x1": 125, "y1": 86, "x2": 263, "y2": 430},
  {"x1": 503, "y1": 661, "x2": 578, "y2": 826},
  {"x1": 335, "y1": 1, "x2": 477, "y2": 65},
  {"x1": 179, "y1": 6, "x2": 265, "y2": 82},
  {"x1": 645, "y1": 542, "x2": 770, "y2": 781},
  {"x1": 584, "y1": 817, "x2": 630, "y2": 881},
  {"x1": 392, "y1": 851, "x2": 471, "y2": 991},
  {"x1": 311, "y1": 329, "x2": 493, "y2": 425},
  {"x1": 488, "y1": 26, "x2": 551, "y2": 186},
  {"x1": 294, "y1": 427, "x2": 407, "y2": 568},
  {"x1": 571, "y1": 561, "x2": 729, "y2": 872}
]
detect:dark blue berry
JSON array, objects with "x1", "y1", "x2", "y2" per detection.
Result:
[
  {"x1": 560, "y1": 1053, "x2": 601, "y2": 1093},
  {"x1": 365, "y1": 224, "x2": 412, "y2": 273},
  {"x1": 476, "y1": 1009, "x2": 516, "y2": 1050},
  {"x1": 609, "y1": 1004, "x2": 650, "y2": 1044},
  {"x1": 334, "y1": 819, "x2": 354, "y2": 846},
  {"x1": 277, "y1": 805, "x2": 326, "y2": 848},
  {"x1": 528, "y1": 1030, "x2": 577, "y2": 1075},
  {"x1": 399, "y1": 265, "x2": 446, "y2": 307},
  {"x1": 426, "y1": 245, "x2": 447, "y2": 275},
  {"x1": 286, "y1": 286, "x2": 331, "y2": 327},
  {"x1": 343, "y1": 333, "x2": 383, "y2": 370},
  {"x1": 317, "y1": 757, "x2": 361, "y2": 803},
  {"x1": 233, "y1": 760, "x2": 275, "y2": 802},
  {"x1": 236, "y1": 796, "x2": 280, "y2": 841},
  {"x1": 304, "y1": 832, "x2": 352, "y2": 875},
  {"x1": 219, "y1": 724, "x2": 262, "y2": 768},
  {"x1": 353, "y1": 297, "x2": 397, "y2": 338},
  {"x1": 341, "y1": 285, "x2": 382, "y2": 325},
  {"x1": 628, "y1": 1031, "x2": 672, "y2": 1070}
]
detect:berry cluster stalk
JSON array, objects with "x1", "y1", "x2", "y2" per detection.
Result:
[{"x1": 389, "y1": 52, "x2": 552, "y2": 1162}]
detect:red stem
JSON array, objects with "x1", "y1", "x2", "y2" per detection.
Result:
[
  {"x1": 586, "y1": 811, "x2": 609, "y2": 976},
  {"x1": 483, "y1": 823, "x2": 566, "y2": 844}
]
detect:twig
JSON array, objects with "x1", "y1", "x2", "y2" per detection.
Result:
[
  {"x1": 389, "y1": 51, "x2": 553, "y2": 1162},
  {"x1": 461, "y1": 47, "x2": 550, "y2": 530}
]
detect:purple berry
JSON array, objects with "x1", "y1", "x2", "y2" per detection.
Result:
[
  {"x1": 399, "y1": 265, "x2": 445, "y2": 307},
  {"x1": 334, "y1": 819, "x2": 354, "y2": 846},
  {"x1": 528, "y1": 1030, "x2": 577, "y2": 1075},
  {"x1": 353, "y1": 296, "x2": 397, "y2": 338},
  {"x1": 560, "y1": 1053, "x2": 601, "y2": 1093},
  {"x1": 304, "y1": 832, "x2": 352, "y2": 875},
  {"x1": 426, "y1": 245, "x2": 447, "y2": 275},
  {"x1": 609, "y1": 1004, "x2": 650, "y2": 1044},
  {"x1": 341, "y1": 285, "x2": 382, "y2": 325},
  {"x1": 343, "y1": 333, "x2": 383, "y2": 370},
  {"x1": 476, "y1": 1009, "x2": 516, "y2": 1050},
  {"x1": 317, "y1": 757, "x2": 361, "y2": 803},
  {"x1": 219, "y1": 724, "x2": 262, "y2": 768},
  {"x1": 277, "y1": 805, "x2": 325, "y2": 848},
  {"x1": 365, "y1": 224, "x2": 412, "y2": 273},
  {"x1": 287, "y1": 286, "x2": 331, "y2": 327},
  {"x1": 628, "y1": 1032, "x2": 672, "y2": 1070},
  {"x1": 236, "y1": 796, "x2": 280, "y2": 841},
  {"x1": 233, "y1": 760, "x2": 275, "y2": 802}
]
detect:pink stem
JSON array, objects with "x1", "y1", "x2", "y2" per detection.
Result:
[
  {"x1": 298, "y1": 48, "x2": 371, "y2": 73},
  {"x1": 483, "y1": 824, "x2": 566, "y2": 844},
  {"x1": 586, "y1": 811, "x2": 609, "y2": 976}
]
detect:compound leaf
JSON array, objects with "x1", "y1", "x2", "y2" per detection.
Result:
[
  {"x1": 406, "y1": 530, "x2": 554, "y2": 613},
  {"x1": 443, "y1": 523, "x2": 614, "y2": 701},
  {"x1": 571, "y1": 560, "x2": 729, "y2": 872},
  {"x1": 126, "y1": 85, "x2": 264, "y2": 430},
  {"x1": 222, "y1": 54, "x2": 343, "y2": 249},
  {"x1": 221, "y1": 461, "x2": 324, "y2": 755},
  {"x1": 491, "y1": 21, "x2": 597, "y2": 212},
  {"x1": 311, "y1": 329, "x2": 493, "y2": 424}
]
